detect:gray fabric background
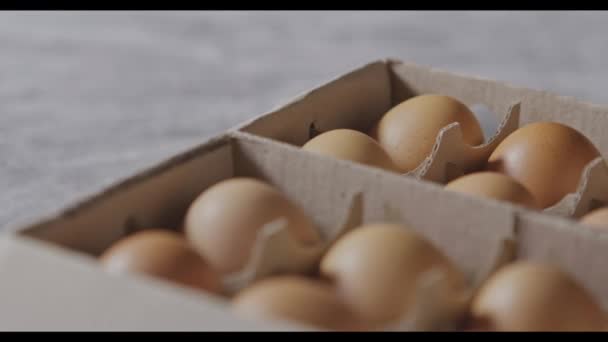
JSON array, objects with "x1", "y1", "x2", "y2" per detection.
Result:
[{"x1": 3, "y1": 11, "x2": 608, "y2": 230}]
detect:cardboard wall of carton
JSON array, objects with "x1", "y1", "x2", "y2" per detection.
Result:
[
  {"x1": 5, "y1": 59, "x2": 608, "y2": 330},
  {"x1": 231, "y1": 132, "x2": 515, "y2": 281},
  {"x1": 239, "y1": 60, "x2": 518, "y2": 148},
  {"x1": 19, "y1": 132, "x2": 513, "y2": 281},
  {"x1": 237, "y1": 58, "x2": 608, "y2": 215},
  {"x1": 238, "y1": 58, "x2": 608, "y2": 173},
  {"x1": 5, "y1": 131, "x2": 516, "y2": 330},
  {"x1": 232, "y1": 132, "x2": 608, "y2": 310},
  {"x1": 237, "y1": 62, "x2": 392, "y2": 147},
  {"x1": 11, "y1": 129, "x2": 608, "y2": 326},
  {"x1": 0, "y1": 233, "x2": 305, "y2": 331}
]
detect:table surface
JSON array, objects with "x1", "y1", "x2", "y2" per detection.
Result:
[{"x1": 3, "y1": 11, "x2": 608, "y2": 230}]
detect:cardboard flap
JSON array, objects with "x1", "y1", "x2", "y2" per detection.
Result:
[
  {"x1": 0, "y1": 234, "x2": 305, "y2": 331},
  {"x1": 407, "y1": 102, "x2": 520, "y2": 184},
  {"x1": 545, "y1": 157, "x2": 608, "y2": 217}
]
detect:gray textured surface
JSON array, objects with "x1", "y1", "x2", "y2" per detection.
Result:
[{"x1": 3, "y1": 11, "x2": 608, "y2": 230}]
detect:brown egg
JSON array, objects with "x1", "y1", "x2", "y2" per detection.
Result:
[
  {"x1": 301, "y1": 129, "x2": 399, "y2": 172},
  {"x1": 320, "y1": 223, "x2": 467, "y2": 327},
  {"x1": 232, "y1": 275, "x2": 364, "y2": 331},
  {"x1": 99, "y1": 229, "x2": 222, "y2": 294},
  {"x1": 375, "y1": 94, "x2": 484, "y2": 172},
  {"x1": 487, "y1": 122, "x2": 601, "y2": 208},
  {"x1": 184, "y1": 178, "x2": 320, "y2": 274},
  {"x1": 580, "y1": 207, "x2": 608, "y2": 230},
  {"x1": 444, "y1": 172, "x2": 539, "y2": 209},
  {"x1": 471, "y1": 261, "x2": 606, "y2": 331}
]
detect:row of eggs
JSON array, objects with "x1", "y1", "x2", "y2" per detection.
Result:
[
  {"x1": 302, "y1": 94, "x2": 608, "y2": 226},
  {"x1": 98, "y1": 176, "x2": 606, "y2": 331}
]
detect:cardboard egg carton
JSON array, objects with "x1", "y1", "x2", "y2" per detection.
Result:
[
  {"x1": 238, "y1": 59, "x2": 608, "y2": 218},
  {"x1": 3, "y1": 59, "x2": 608, "y2": 331}
]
